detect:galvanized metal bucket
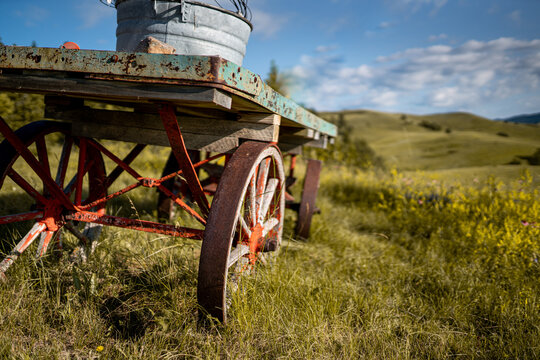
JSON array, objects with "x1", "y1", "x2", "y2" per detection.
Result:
[{"x1": 116, "y1": 0, "x2": 252, "y2": 65}]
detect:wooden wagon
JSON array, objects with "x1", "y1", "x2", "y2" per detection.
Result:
[{"x1": 0, "y1": 45, "x2": 337, "y2": 322}]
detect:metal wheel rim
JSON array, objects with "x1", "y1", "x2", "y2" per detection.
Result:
[{"x1": 197, "y1": 141, "x2": 284, "y2": 323}]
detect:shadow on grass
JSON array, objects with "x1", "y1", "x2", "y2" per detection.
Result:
[{"x1": 98, "y1": 260, "x2": 197, "y2": 340}]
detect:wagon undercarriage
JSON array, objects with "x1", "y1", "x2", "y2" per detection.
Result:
[{"x1": 0, "y1": 46, "x2": 336, "y2": 322}]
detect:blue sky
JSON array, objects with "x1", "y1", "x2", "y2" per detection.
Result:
[{"x1": 1, "y1": 0, "x2": 539, "y2": 119}]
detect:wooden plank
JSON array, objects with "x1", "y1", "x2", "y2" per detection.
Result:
[
  {"x1": 238, "y1": 112, "x2": 281, "y2": 125},
  {"x1": 45, "y1": 106, "x2": 278, "y2": 143},
  {"x1": 0, "y1": 74, "x2": 232, "y2": 109},
  {"x1": 278, "y1": 134, "x2": 328, "y2": 149},
  {"x1": 72, "y1": 121, "x2": 239, "y2": 152},
  {"x1": 278, "y1": 143, "x2": 303, "y2": 155}
]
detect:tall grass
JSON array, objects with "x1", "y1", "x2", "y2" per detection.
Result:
[{"x1": 0, "y1": 147, "x2": 538, "y2": 358}]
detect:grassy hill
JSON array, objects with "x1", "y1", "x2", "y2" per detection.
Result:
[{"x1": 320, "y1": 110, "x2": 540, "y2": 171}]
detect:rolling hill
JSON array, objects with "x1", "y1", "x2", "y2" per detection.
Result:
[
  {"x1": 320, "y1": 110, "x2": 540, "y2": 171},
  {"x1": 497, "y1": 112, "x2": 540, "y2": 125}
]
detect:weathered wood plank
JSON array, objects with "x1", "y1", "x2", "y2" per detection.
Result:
[
  {"x1": 0, "y1": 74, "x2": 232, "y2": 109},
  {"x1": 45, "y1": 106, "x2": 278, "y2": 143},
  {"x1": 238, "y1": 112, "x2": 281, "y2": 125},
  {"x1": 72, "y1": 121, "x2": 239, "y2": 152},
  {"x1": 278, "y1": 134, "x2": 328, "y2": 149},
  {"x1": 277, "y1": 143, "x2": 303, "y2": 155}
]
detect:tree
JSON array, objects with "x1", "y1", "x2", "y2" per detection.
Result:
[{"x1": 265, "y1": 60, "x2": 290, "y2": 96}]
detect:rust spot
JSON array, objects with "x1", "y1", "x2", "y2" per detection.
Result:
[
  {"x1": 123, "y1": 53, "x2": 137, "y2": 73},
  {"x1": 26, "y1": 53, "x2": 41, "y2": 63},
  {"x1": 165, "y1": 62, "x2": 180, "y2": 72}
]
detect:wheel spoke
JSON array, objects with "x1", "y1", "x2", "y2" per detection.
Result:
[
  {"x1": 258, "y1": 178, "x2": 279, "y2": 224},
  {"x1": 8, "y1": 169, "x2": 48, "y2": 205},
  {"x1": 240, "y1": 217, "x2": 252, "y2": 238},
  {"x1": 55, "y1": 136, "x2": 73, "y2": 188},
  {"x1": 36, "y1": 135, "x2": 51, "y2": 195},
  {"x1": 249, "y1": 175, "x2": 256, "y2": 227},
  {"x1": 0, "y1": 210, "x2": 43, "y2": 225},
  {"x1": 262, "y1": 217, "x2": 280, "y2": 237},
  {"x1": 75, "y1": 138, "x2": 87, "y2": 206},
  {"x1": 0, "y1": 222, "x2": 47, "y2": 274},
  {"x1": 35, "y1": 231, "x2": 55, "y2": 258},
  {"x1": 255, "y1": 158, "x2": 270, "y2": 222},
  {"x1": 227, "y1": 244, "x2": 250, "y2": 268}
]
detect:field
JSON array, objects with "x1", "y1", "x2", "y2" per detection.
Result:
[{"x1": 0, "y1": 108, "x2": 539, "y2": 359}]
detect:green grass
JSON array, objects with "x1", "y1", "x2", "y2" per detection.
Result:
[{"x1": 1, "y1": 152, "x2": 539, "y2": 358}]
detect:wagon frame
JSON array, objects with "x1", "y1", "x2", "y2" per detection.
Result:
[{"x1": 0, "y1": 45, "x2": 336, "y2": 322}]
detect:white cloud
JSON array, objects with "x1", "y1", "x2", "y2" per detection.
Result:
[
  {"x1": 428, "y1": 33, "x2": 448, "y2": 42},
  {"x1": 250, "y1": 9, "x2": 288, "y2": 39},
  {"x1": 386, "y1": 0, "x2": 449, "y2": 14},
  {"x1": 15, "y1": 5, "x2": 49, "y2": 27},
  {"x1": 290, "y1": 37, "x2": 540, "y2": 117},
  {"x1": 76, "y1": 2, "x2": 115, "y2": 29},
  {"x1": 316, "y1": 45, "x2": 338, "y2": 53},
  {"x1": 509, "y1": 10, "x2": 521, "y2": 23}
]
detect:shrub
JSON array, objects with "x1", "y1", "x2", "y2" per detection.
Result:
[{"x1": 419, "y1": 120, "x2": 442, "y2": 131}]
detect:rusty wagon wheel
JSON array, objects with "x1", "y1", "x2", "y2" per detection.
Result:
[
  {"x1": 0, "y1": 120, "x2": 107, "y2": 277},
  {"x1": 295, "y1": 159, "x2": 322, "y2": 239},
  {"x1": 197, "y1": 141, "x2": 285, "y2": 323}
]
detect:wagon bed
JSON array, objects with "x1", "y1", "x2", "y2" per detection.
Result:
[{"x1": 0, "y1": 46, "x2": 336, "y2": 152}]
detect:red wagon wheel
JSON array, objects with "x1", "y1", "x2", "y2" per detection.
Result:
[
  {"x1": 0, "y1": 120, "x2": 107, "y2": 277},
  {"x1": 295, "y1": 159, "x2": 322, "y2": 239},
  {"x1": 197, "y1": 141, "x2": 285, "y2": 322}
]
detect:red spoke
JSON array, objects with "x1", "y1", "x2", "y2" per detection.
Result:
[
  {"x1": 105, "y1": 144, "x2": 146, "y2": 188},
  {"x1": 0, "y1": 222, "x2": 47, "y2": 274},
  {"x1": 75, "y1": 138, "x2": 87, "y2": 206},
  {"x1": 55, "y1": 136, "x2": 73, "y2": 188},
  {"x1": 36, "y1": 231, "x2": 55, "y2": 258},
  {"x1": 0, "y1": 117, "x2": 75, "y2": 210},
  {"x1": 87, "y1": 138, "x2": 142, "y2": 180},
  {"x1": 16, "y1": 222, "x2": 47, "y2": 254},
  {"x1": 0, "y1": 210, "x2": 43, "y2": 225},
  {"x1": 36, "y1": 135, "x2": 51, "y2": 195},
  {"x1": 64, "y1": 158, "x2": 95, "y2": 197},
  {"x1": 8, "y1": 169, "x2": 48, "y2": 205}
]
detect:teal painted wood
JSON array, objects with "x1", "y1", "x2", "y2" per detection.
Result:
[{"x1": 0, "y1": 46, "x2": 337, "y2": 137}]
